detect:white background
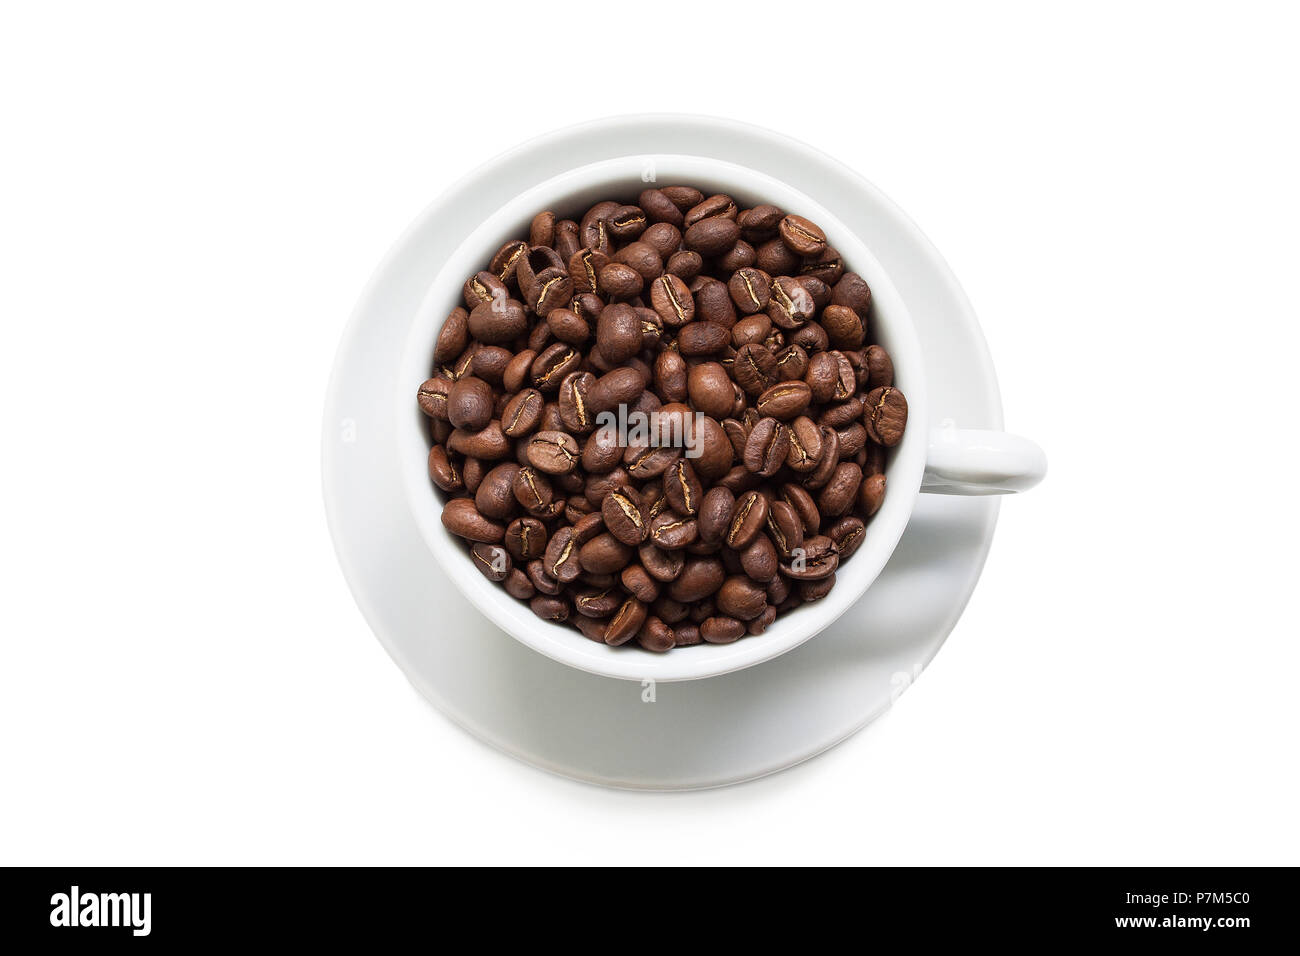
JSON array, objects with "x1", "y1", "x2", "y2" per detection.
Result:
[{"x1": 2, "y1": 2, "x2": 1297, "y2": 865}]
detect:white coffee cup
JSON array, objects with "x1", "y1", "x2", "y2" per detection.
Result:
[{"x1": 397, "y1": 154, "x2": 1045, "y2": 682}]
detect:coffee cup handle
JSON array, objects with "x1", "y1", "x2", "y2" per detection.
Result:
[{"x1": 920, "y1": 426, "x2": 1046, "y2": 495}]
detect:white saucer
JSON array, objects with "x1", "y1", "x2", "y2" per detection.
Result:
[{"x1": 322, "y1": 116, "x2": 1004, "y2": 790}]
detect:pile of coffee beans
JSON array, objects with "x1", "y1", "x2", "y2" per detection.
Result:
[{"x1": 417, "y1": 186, "x2": 907, "y2": 651}]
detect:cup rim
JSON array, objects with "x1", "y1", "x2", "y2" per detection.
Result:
[{"x1": 396, "y1": 151, "x2": 927, "y2": 682}]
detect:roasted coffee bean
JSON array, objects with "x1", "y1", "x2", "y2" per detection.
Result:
[
  {"x1": 527, "y1": 559, "x2": 562, "y2": 596},
  {"x1": 717, "y1": 241, "x2": 756, "y2": 273},
  {"x1": 728, "y1": 267, "x2": 771, "y2": 314},
  {"x1": 446, "y1": 376, "x2": 493, "y2": 432},
  {"x1": 686, "y1": 361, "x2": 734, "y2": 419},
  {"x1": 649, "y1": 274, "x2": 694, "y2": 327},
  {"x1": 821, "y1": 304, "x2": 865, "y2": 350},
  {"x1": 668, "y1": 556, "x2": 726, "y2": 602},
  {"x1": 800, "y1": 246, "x2": 844, "y2": 285},
  {"x1": 568, "y1": 248, "x2": 608, "y2": 295},
  {"x1": 685, "y1": 194, "x2": 737, "y2": 227},
  {"x1": 530, "y1": 595, "x2": 569, "y2": 623},
  {"x1": 653, "y1": 349, "x2": 688, "y2": 403},
  {"x1": 802, "y1": 426, "x2": 840, "y2": 490},
  {"x1": 526, "y1": 430, "x2": 580, "y2": 474},
  {"x1": 501, "y1": 350, "x2": 534, "y2": 393},
  {"x1": 598, "y1": 262, "x2": 643, "y2": 300},
  {"x1": 471, "y1": 347, "x2": 511, "y2": 387},
  {"x1": 858, "y1": 473, "x2": 886, "y2": 517},
  {"x1": 586, "y1": 367, "x2": 645, "y2": 414},
  {"x1": 691, "y1": 415, "x2": 734, "y2": 479},
  {"x1": 666, "y1": 250, "x2": 703, "y2": 281},
  {"x1": 756, "y1": 380, "x2": 812, "y2": 420},
  {"x1": 636, "y1": 615, "x2": 676, "y2": 652},
  {"x1": 504, "y1": 517, "x2": 547, "y2": 561},
  {"x1": 543, "y1": 526, "x2": 582, "y2": 583},
  {"x1": 417, "y1": 377, "x2": 453, "y2": 419},
  {"x1": 530, "y1": 342, "x2": 582, "y2": 392},
  {"x1": 466, "y1": 296, "x2": 528, "y2": 346},
  {"x1": 828, "y1": 516, "x2": 866, "y2": 560},
  {"x1": 512, "y1": 465, "x2": 554, "y2": 514},
  {"x1": 649, "y1": 511, "x2": 698, "y2": 550},
  {"x1": 769, "y1": 345, "x2": 806, "y2": 383},
  {"x1": 662, "y1": 185, "x2": 704, "y2": 210},
  {"x1": 738, "y1": 204, "x2": 783, "y2": 242},
  {"x1": 475, "y1": 463, "x2": 520, "y2": 521},
  {"x1": 673, "y1": 622, "x2": 702, "y2": 646},
  {"x1": 621, "y1": 564, "x2": 660, "y2": 603},
  {"x1": 639, "y1": 188, "x2": 684, "y2": 227},
  {"x1": 573, "y1": 616, "x2": 606, "y2": 643},
  {"x1": 765, "y1": 500, "x2": 805, "y2": 558},
  {"x1": 743, "y1": 418, "x2": 789, "y2": 477},
  {"x1": 717, "y1": 575, "x2": 767, "y2": 620},
  {"x1": 554, "y1": 219, "x2": 581, "y2": 261},
  {"x1": 819, "y1": 396, "x2": 863, "y2": 429},
  {"x1": 501, "y1": 388, "x2": 544, "y2": 438},
  {"x1": 470, "y1": 542, "x2": 511, "y2": 582},
  {"x1": 697, "y1": 486, "x2": 735, "y2": 545},
  {"x1": 427, "y1": 445, "x2": 463, "y2": 492},
  {"x1": 726, "y1": 490, "x2": 769, "y2": 549},
  {"x1": 740, "y1": 534, "x2": 778, "y2": 583},
  {"x1": 864, "y1": 344, "x2": 894, "y2": 390},
  {"x1": 573, "y1": 587, "x2": 621, "y2": 619},
  {"x1": 692, "y1": 279, "x2": 737, "y2": 327},
  {"x1": 604, "y1": 597, "x2": 647, "y2": 646},
  {"x1": 504, "y1": 568, "x2": 535, "y2": 600},
  {"x1": 832, "y1": 272, "x2": 872, "y2": 314},
  {"x1": 462, "y1": 457, "x2": 488, "y2": 494},
  {"x1": 615, "y1": 241, "x2": 663, "y2": 282},
  {"x1": 579, "y1": 533, "x2": 634, "y2": 574},
  {"x1": 701, "y1": 616, "x2": 745, "y2": 644},
  {"x1": 601, "y1": 486, "x2": 649, "y2": 545},
  {"x1": 517, "y1": 246, "x2": 566, "y2": 300},
  {"x1": 571, "y1": 511, "x2": 605, "y2": 544},
  {"x1": 818, "y1": 462, "x2": 863, "y2": 518},
  {"x1": 731, "y1": 314, "x2": 772, "y2": 348},
  {"x1": 434, "y1": 308, "x2": 470, "y2": 365},
  {"x1": 780, "y1": 483, "x2": 821, "y2": 535},
  {"x1": 779, "y1": 214, "x2": 827, "y2": 256},
  {"x1": 639, "y1": 542, "x2": 685, "y2": 583},
  {"x1": 582, "y1": 426, "x2": 623, "y2": 473},
  {"x1": 624, "y1": 442, "x2": 681, "y2": 480},
  {"x1": 640, "y1": 221, "x2": 682, "y2": 259},
  {"x1": 863, "y1": 386, "x2": 908, "y2": 446},
  {"x1": 759, "y1": 238, "x2": 795, "y2": 277},
  {"x1": 779, "y1": 534, "x2": 839, "y2": 580},
  {"x1": 766, "y1": 575, "x2": 791, "y2": 606},
  {"x1": 584, "y1": 465, "x2": 630, "y2": 505},
  {"x1": 664, "y1": 458, "x2": 702, "y2": 516},
  {"x1": 447, "y1": 421, "x2": 510, "y2": 460},
  {"x1": 732, "y1": 343, "x2": 779, "y2": 397},
  {"x1": 747, "y1": 604, "x2": 777, "y2": 635},
  {"x1": 799, "y1": 575, "x2": 836, "y2": 602},
  {"x1": 463, "y1": 271, "x2": 507, "y2": 312},
  {"x1": 442, "y1": 497, "x2": 505, "y2": 543},
  {"x1": 678, "y1": 321, "x2": 731, "y2": 356},
  {"x1": 547, "y1": 307, "x2": 589, "y2": 345},
  {"x1": 786, "y1": 415, "x2": 823, "y2": 473},
  {"x1": 690, "y1": 599, "x2": 716, "y2": 623},
  {"x1": 837, "y1": 422, "x2": 868, "y2": 458},
  {"x1": 684, "y1": 217, "x2": 741, "y2": 257},
  {"x1": 557, "y1": 372, "x2": 596, "y2": 434}
]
